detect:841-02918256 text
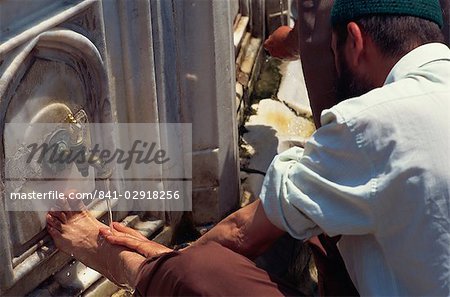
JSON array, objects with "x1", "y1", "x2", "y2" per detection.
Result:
[
  {"x1": 9, "y1": 190, "x2": 181, "y2": 201},
  {"x1": 92, "y1": 190, "x2": 181, "y2": 200}
]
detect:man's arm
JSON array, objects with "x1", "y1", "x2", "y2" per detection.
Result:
[
  {"x1": 193, "y1": 200, "x2": 285, "y2": 259},
  {"x1": 101, "y1": 200, "x2": 284, "y2": 260}
]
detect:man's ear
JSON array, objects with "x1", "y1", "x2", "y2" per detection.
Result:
[{"x1": 345, "y1": 22, "x2": 364, "y2": 67}]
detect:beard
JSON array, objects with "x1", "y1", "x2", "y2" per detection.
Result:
[{"x1": 335, "y1": 51, "x2": 375, "y2": 103}]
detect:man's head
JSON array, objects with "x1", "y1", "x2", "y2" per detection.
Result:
[{"x1": 330, "y1": 0, "x2": 445, "y2": 102}]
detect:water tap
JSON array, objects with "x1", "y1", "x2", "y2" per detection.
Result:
[{"x1": 42, "y1": 112, "x2": 112, "y2": 179}]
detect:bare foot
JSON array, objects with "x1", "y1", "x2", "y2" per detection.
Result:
[{"x1": 46, "y1": 198, "x2": 146, "y2": 288}]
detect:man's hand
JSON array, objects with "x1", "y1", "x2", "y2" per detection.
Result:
[
  {"x1": 100, "y1": 222, "x2": 172, "y2": 258},
  {"x1": 264, "y1": 25, "x2": 300, "y2": 60}
]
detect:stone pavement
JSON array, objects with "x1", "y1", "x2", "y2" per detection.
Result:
[{"x1": 240, "y1": 59, "x2": 315, "y2": 204}]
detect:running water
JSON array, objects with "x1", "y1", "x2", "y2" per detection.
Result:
[
  {"x1": 106, "y1": 198, "x2": 113, "y2": 228},
  {"x1": 102, "y1": 180, "x2": 135, "y2": 294},
  {"x1": 103, "y1": 178, "x2": 114, "y2": 228}
]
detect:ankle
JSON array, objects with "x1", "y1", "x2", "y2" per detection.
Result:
[{"x1": 119, "y1": 250, "x2": 146, "y2": 288}]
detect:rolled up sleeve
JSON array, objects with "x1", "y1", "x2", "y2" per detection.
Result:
[{"x1": 260, "y1": 110, "x2": 377, "y2": 240}]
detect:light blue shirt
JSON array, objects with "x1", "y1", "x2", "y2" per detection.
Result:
[{"x1": 260, "y1": 43, "x2": 450, "y2": 296}]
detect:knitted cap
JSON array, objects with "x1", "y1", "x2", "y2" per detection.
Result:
[{"x1": 331, "y1": 0, "x2": 444, "y2": 28}]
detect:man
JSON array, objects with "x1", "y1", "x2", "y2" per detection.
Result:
[
  {"x1": 265, "y1": 0, "x2": 450, "y2": 295},
  {"x1": 265, "y1": 0, "x2": 449, "y2": 126},
  {"x1": 47, "y1": 0, "x2": 450, "y2": 295}
]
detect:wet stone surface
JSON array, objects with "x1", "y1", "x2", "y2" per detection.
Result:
[{"x1": 240, "y1": 58, "x2": 315, "y2": 202}]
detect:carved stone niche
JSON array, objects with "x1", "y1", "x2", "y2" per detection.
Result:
[{"x1": 0, "y1": 28, "x2": 112, "y2": 295}]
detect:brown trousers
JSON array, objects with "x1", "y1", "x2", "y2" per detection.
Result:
[
  {"x1": 135, "y1": 240, "x2": 358, "y2": 297},
  {"x1": 135, "y1": 242, "x2": 302, "y2": 296}
]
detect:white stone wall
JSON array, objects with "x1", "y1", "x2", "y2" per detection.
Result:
[{"x1": 0, "y1": 0, "x2": 240, "y2": 294}]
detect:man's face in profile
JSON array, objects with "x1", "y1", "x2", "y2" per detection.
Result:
[{"x1": 331, "y1": 30, "x2": 375, "y2": 102}]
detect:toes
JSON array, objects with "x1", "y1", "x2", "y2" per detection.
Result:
[
  {"x1": 47, "y1": 225, "x2": 58, "y2": 235},
  {"x1": 47, "y1": 225, "x2": 65, "y2": 250},
  {"x1": 47, "y1": 222, "x2": 62, "y2": 240},
  {"x1": 46, "y1": 213, "x2": 63, "y2": 232},
  {"x1": 49, "y1": 209, "x2": 67, "y2": 224}
]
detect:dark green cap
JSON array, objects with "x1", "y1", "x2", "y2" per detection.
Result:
[{"x1": 331, "y1": 0, "x2": 444, "y2": 28}]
